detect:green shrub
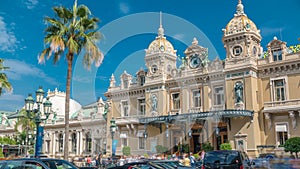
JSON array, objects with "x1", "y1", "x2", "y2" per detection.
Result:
[
  {"x1": 122, "y1": 146, "x2": 131, "y2": 156},
  {"x1": 284, "y1": 137, "x2": 300, "y2": 159},
  {"x1": 202, "y1": 142, "x2": 213, "y2": 152},
  {"x1": 220, "y1": 143, "x2": 232, "y2": 150},
  {"x1": 155, "y1": 145, "x2": 168, "y2": 154}
]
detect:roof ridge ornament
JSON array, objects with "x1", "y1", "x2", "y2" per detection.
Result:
[
  {"x1": 192, "y1": 37, "x2": 198, "y2": 45},
  {"x1": 235, "y1": 0, "x2": 246, "y2": 16},
  {"x1": 158, "y1": 11, "x2": 164, "y2": 37}
]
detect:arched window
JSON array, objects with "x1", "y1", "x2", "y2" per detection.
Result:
[
  {"x1": 58, "y1": 133, "x2": 64, "y2": 153},
  {"x1": 85, "y1": 132, "x2": 92, "y2": 153},
  {"x1": 71, "y1": 133, "x2": 77, "y2": 153}
]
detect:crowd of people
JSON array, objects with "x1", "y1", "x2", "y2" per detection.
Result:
[{"x1": 79, "y1": 150, "x2": 206, "y2": 168}]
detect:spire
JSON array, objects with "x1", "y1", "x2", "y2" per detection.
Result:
[
  {"x1": 158, "y1": 11, "x2": 164, "y2": 37},
  {"x1": 109, "y1": 74, "x2": 116, "y2": 88},
  {"x1": 235, "y1": 0, "x2": 246, "y2": 16}
]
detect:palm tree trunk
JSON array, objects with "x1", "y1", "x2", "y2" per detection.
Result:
[{"x1": 64, "y1": 53, "x2": 73, "y2": 160}]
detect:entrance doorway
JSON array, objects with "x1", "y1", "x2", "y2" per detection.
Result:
[{"x1": 214, "y1": 124, "x2": 228, "y2": 150}]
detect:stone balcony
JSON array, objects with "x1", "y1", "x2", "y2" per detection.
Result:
[{"x1": 263, "y1": 99, "x2": 300, "y2": 113}]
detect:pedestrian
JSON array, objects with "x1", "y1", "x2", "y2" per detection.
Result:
[
  {"x1": 183, "y1": 153, "x2": 191, "y2": 167},
  {"x1": 201, "y1": 150, "x2": 205, "y2": 161},
  {"x1": 86, "y1": 155, "x2": 92, "y2": 166},
  {"x1": 190, "y1": 152, "x2": 196, "y2": 167}
]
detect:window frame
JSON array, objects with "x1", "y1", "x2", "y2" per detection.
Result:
[
  {"x1": 275, "y1": 122, "x2": 289, "y2": 147},
  {"x1": 270, "y1": 76, "x2": 288, "y2": 102},
  {"x1": 192, "y1": 89, "x2": 201, "y2": 108},
  {"x1": 213, "y1": 86, "x2": 224, "y2": 106},
  {"x1": 137, "y1": 130, "x2": 146, "y2": 150},
  {"x1": 171, "y1": 92, "x2": 181, "y2": 110},
  {"x1": 137, "y1": 98, "x2": 146, "y2": 116},
  {"x1": 121, "y1": 100, "x2": 129, "y2": 117}
]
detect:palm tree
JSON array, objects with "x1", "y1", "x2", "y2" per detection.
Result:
[
  {"x1": 14, "y1": 109, "x2": 36, "y2": 154},
  {"x1": 39, "y1": 0, "x2": 103, "y2": 159},
  {"x1": 0, "y1": 58, "x2": 12, "y2": 96}
]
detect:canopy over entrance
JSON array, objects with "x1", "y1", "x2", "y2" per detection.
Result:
[{"x1": 139, "y1": 109, "x2": 253, "y2": 124}]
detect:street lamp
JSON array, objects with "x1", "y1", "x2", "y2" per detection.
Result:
[
  {"x1": 110, "y1": 117, "x2": 117, "y2": 164},
  {"x1": 25, "y1": 86, "x2": 52, "y2": 157}
]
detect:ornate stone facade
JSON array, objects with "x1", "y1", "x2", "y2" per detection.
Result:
[{"x1": 104, "y1": 1, "x2": 300, "y2": 158}]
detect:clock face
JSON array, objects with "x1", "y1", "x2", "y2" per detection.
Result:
[
  {"x1": 159, "y1": 45, "x2": 165, "y2": 52},
  {"x1": 189, "y1": 55, "x2": 201, "y2": 69}
]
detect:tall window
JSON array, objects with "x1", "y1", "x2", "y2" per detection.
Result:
[
  {"x1": 85, "y1": 133, "x2": 92, "y2": 153},
  {"x1": 172, "y1": 93, "x2": 180, "y2": 110},
  {"x1": 192, "y1": 90, "x2": 201, "y2": 108},
  {"x1": 58, "y1": 133, "x2": 64, "y2": 153},
  {"x1": 120, "y1": 132, "x2": 128, "y2": 147},
  {"x1": 138, "y1": 99, "x2": 146, "y2": 115},
  {"x1": 71, "y1": 133, "x2": 77, "y2": 153},
  {"x1": 122, "y1": 101, "x2": 129, "y2": 116},
  {"x1": 123, "y1": 79, "x2": 129, "y2": 88},
  {"x1": 272, "y1": 49, "x2": 282, "y2": 61},
  {"x1": 140, "y1": 76, "x2": 145, "y2": 86},
  {"x1": 274, "y1": 79, "x2": 285, "y2": 101},
  {"x1": 137, "y1": 131, "x2": 145, "y2": 149},
  {"x1": 275, "y1": 123, "x2": 288, "y2": 146},
  {"x1": 214, "y1": 86, "x2": 224, "y2": 105}
]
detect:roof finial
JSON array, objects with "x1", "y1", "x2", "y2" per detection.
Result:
[
  {"x1": 236, "y1": 0, "x2": 245, "y2": 16},
  {"x1": 158, "y1": 11, "x2": 164, "y2": 37}
]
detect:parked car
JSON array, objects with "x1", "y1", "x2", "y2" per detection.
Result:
[
  {"x1": 0, "y1": 159, "x2": 51, "y2": 169},
  {"x1": 11, "y1": 158, "x2": 80, "y2": 169},
  {"x1": 202, "y1": 150, "x2": 254, "y2": 169},
  {"x1": 151, "y1": 160, "x2": 192, "y2": 169},
  {"x1": 252, "y1": 153, "x2": 277, "y2": 168}
]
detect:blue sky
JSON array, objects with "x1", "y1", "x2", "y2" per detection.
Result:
[{"x1": 0, "y1": 0, "x2": 299, "y2": 112}]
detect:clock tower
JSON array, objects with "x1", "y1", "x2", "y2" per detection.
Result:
[
  {"x1": 184, "y1": 37, "x2": 209, "y2": 71},
  {"x1": 222, "y1": 0, "x2": 262, "y2": 71},
  {"x1": 144, "y1": 12, "x2": 177, "y2": 81}
]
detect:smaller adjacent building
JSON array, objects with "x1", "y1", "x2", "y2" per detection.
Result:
[{"x1": 0, "y1": 88, "x2": 107, "y2": 159}]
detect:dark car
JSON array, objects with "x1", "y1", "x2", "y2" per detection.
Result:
[
  {"x1": 12, "y1": 158, "x2": 79, "y2": 169},
  {"x1": 202, "y1": 150, "x2": 254, "y2": 169},
  {"x1": 252, "y1": 153, "x2": 278, "y2": 168},
  {"x1": 0, "y1": 159, "x2": 51, "y2": 169},
  {"x1": 151, "y1": 160, "x2": 192, "y2": 169}
]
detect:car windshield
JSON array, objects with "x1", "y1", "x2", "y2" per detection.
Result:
[
  {"x1": 204, "y1": 151, "x2": 240, "y2": 165},
  {"x1": 40, "y1": 159, "x2": 78, "y2": 169}
]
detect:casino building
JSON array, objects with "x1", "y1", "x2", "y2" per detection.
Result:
[{"x1": 104, "y1": 0, "x2": 300, "y2": 157}]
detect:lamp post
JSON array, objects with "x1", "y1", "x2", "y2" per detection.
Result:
[
  {"x1": 110, "y1": 117, "x2": 117, "y2": 164},
  {"x1": 25, "y1": 86, "x2": 52, "y2": 157}
]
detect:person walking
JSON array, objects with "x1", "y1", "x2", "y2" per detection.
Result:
[
  {"x1": 183, "y1": 153, "x2": 191, "y2": 167},
  {"x1": 190, "y1": 152, "x2": 196, "y2": 168}
]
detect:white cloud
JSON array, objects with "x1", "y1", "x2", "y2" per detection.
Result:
[
  {"x1": 0, "y1": 93, "x2": 24, "y2": 111},
  {"x1": 0, "y1": 16, "x2": 18, "y2": 53},
  {"x1": 4, "y1": 59, "x2": 58, "y2": 85},
  {"x1": 173, "y1": 33, "x2": 185, "y2": 41},
  {"x1": 119, "y1": 2, "x2": 130, "y2": 14},
  {"x1": 260, "y1": 27, "x2": 285, "y2": 37},
  {"x1": 25, "y1": 0, "x2": 39, "y2": 9}
]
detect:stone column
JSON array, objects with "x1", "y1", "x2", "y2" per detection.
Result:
[{"x1": 76, "y1": 131, "x2": 80, "y2": 156}]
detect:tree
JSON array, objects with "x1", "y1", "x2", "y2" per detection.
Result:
[
  {"x1": 0, "y1": 58, "x2": 12, "y2": 96},
  {"x1": 220, "y1": 143, "x2": 232, "y2": 150},
  {"x1": 283, "y1": 137, "x2": 300, "y2": 159},
  {"x1": 122, "y1": 146, "x2": 131, "y2": 156},
  {"x1": 39, "y1": 0, "x2": 103, "y2": 159}
]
